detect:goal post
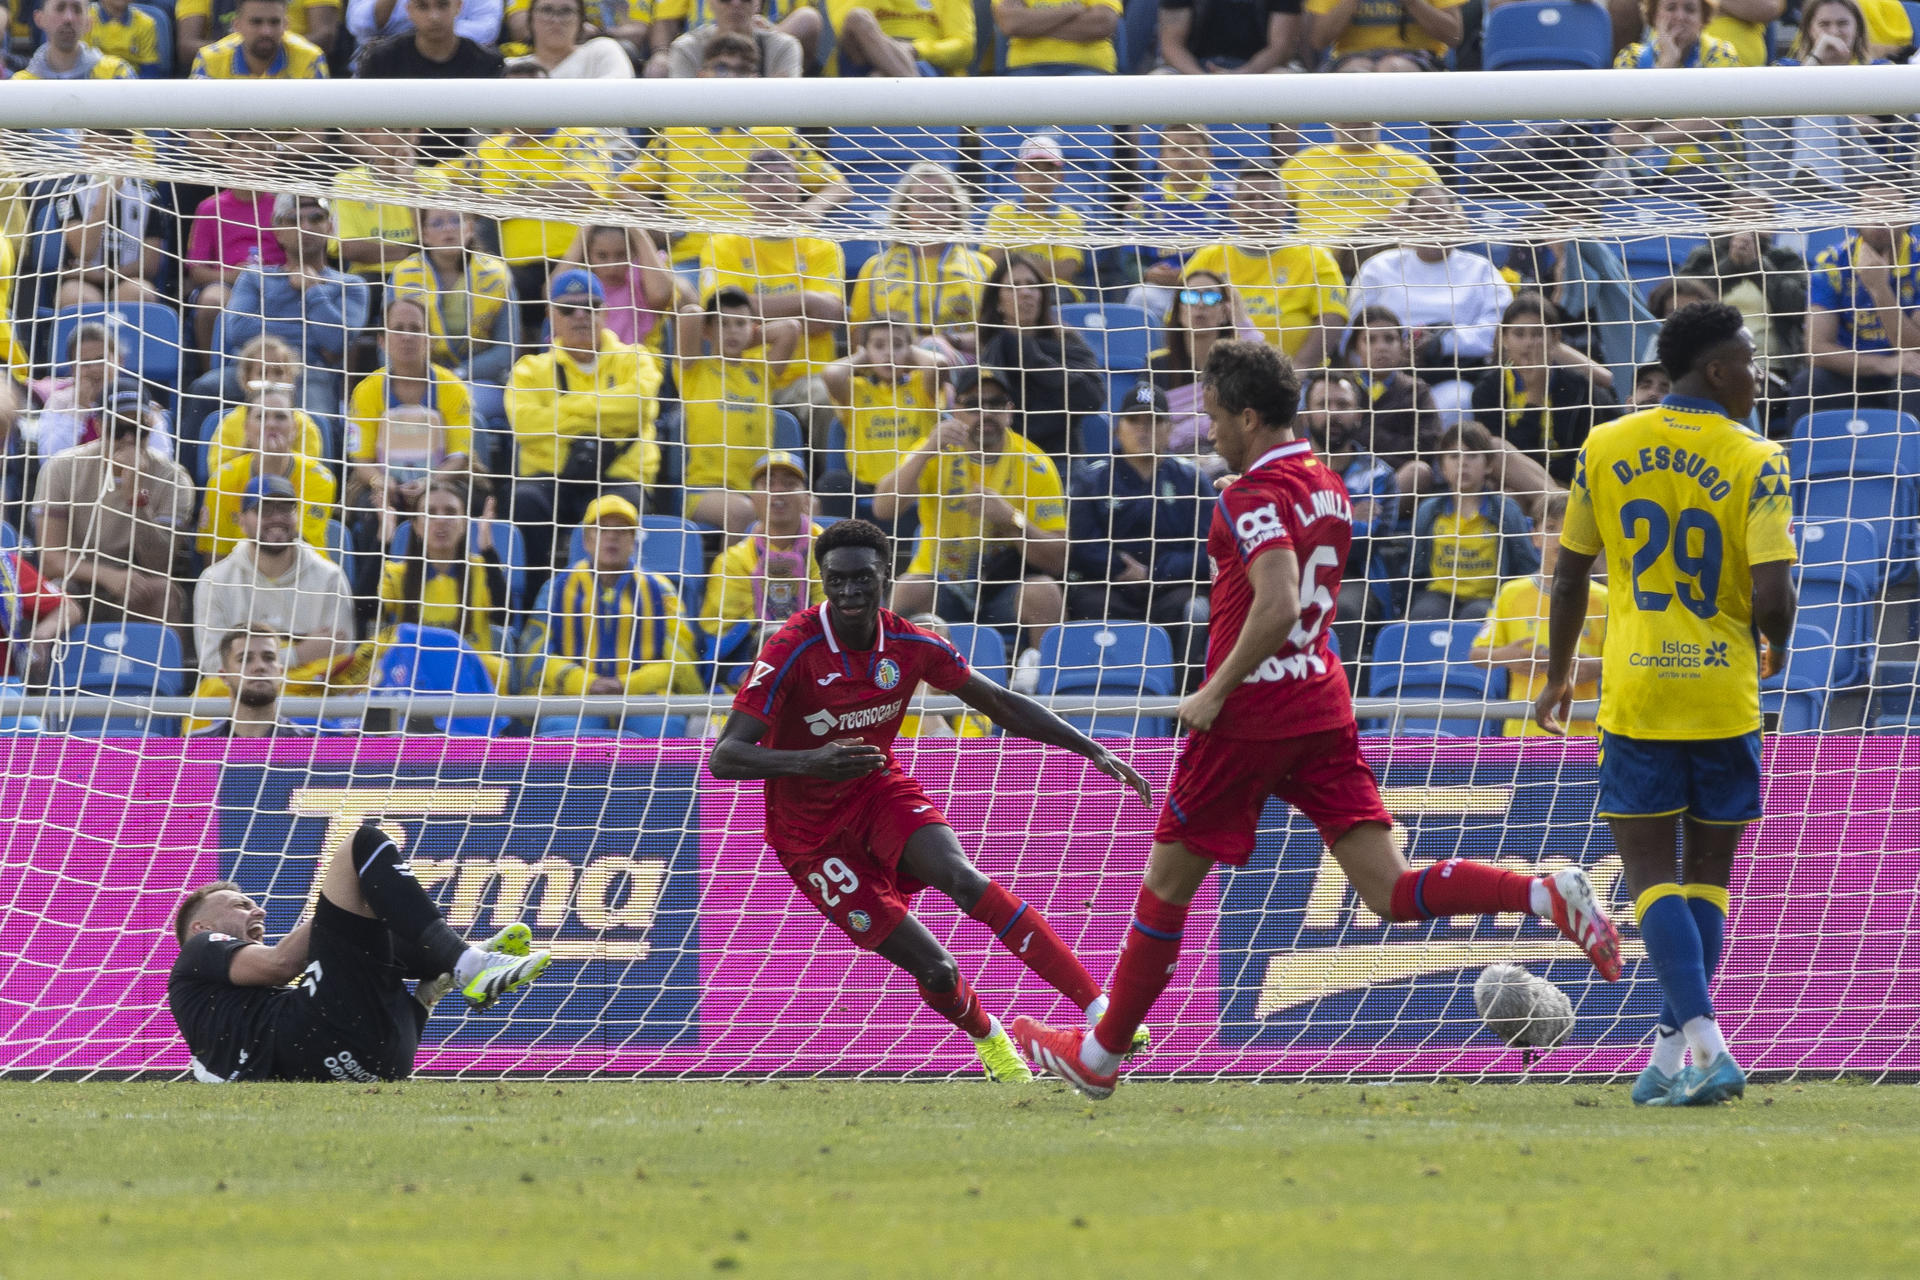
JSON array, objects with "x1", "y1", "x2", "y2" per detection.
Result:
[{"x1": 2, "y1": 70, "x2": 1919, "y2": 1081}]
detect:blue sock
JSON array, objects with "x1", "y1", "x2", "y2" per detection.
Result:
[
  {"x1": 1636, "y1": 885, "x2": 1713, "y2": 1028},
  {"x1": 1655, "y1": 884, "x2": 1730, "y2": 1033}
]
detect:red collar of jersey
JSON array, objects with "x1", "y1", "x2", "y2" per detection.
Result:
[
  {"x1": 1245, "y1": 439, "x2": 1313, "y2": 475},
  {"x1": 821, "y1": 606, "x2": 885, "y2": 656}
]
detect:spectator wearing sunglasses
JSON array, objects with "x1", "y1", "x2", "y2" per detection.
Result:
[{"x1": 1148, "y1": 270, "x2": 1258, "y2": 463}]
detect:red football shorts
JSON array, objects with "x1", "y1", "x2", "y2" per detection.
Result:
[
  {"x1": 773, "y1": 772, "x2": 949, "y2": 949},
  {"x1": 1153, "y1": 722, "x2": 1394, "y2": 865}
]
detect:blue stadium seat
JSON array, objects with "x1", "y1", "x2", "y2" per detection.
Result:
[
  {"x1": 1483, "y1": 0, "x2": 1613, "y2": 70},
  {"x1": 1059, "y1": 302, "x2": 1156, "y2": 413},
  {"x1": 1603, "y1": 198, "x2": 1710, "y2": 296},
  {"x1": 0, "y1": 518, "x2": 19, "y2": 555},
  {"x1": 322, "y1": 518, "x2": 352, "y2": 568},
  {"x1": 1792, "y1": 519, "x2": 1882, "y2": 691},
  {"x1": 1762, "y1": 623, "x2": 1838, "y2": 733},
  {"x1": 1790, "y1": 409, "x2": 1919, "y2": 583},
  {"x1": 1366, "y1": 619, "x2": 1500, "y2": 736},
  {"x1": 52, "y1": 622, "x2": 184, "y2": 736},
  {"x1": 390, "y1": 519, "x2": 529, "y2": 612},
  {"x1": 0, "y1": 676, "x2": 42, "y2": 735},
  {"x1": 48, "y1": 302, "x2": 183, "y2": 391},
  {"x1": 945, "y1": 622, "x2": 1010, "y2": 687},
  {"x1": 771, "y1": 408, "x2": 804, "y2": 454},
  {"x1": 132, "y1": 3, "x2": 174, "y2": 77},
  {"x1": 1036, "y1": 621, "x2": 1175, "y2": 736},
  {"x1": 369, "y1": 623, "x2": 506, "y2": 737}
]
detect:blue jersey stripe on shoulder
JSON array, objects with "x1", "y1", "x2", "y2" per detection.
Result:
[{"x1": 761, "y1": 633, "x2": 824, "y2": 709}]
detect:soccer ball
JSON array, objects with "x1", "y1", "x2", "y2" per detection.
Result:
[{"x1": 1473, "y1": 963, "x2": 1575, "y2": 1049}]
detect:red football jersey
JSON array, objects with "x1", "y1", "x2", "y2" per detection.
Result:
[
  {"x1": 1204, "y1": 438, "x2": 1355, "y2": 740},
  {"x1": 730, "y1": 605, "x2": 973, "y2": 854}
]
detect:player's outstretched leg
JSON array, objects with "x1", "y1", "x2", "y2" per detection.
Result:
[
  {"x1": 1016, "y1": 842, "x2": 1212, "y2": 1100},
  {"x1": 334, "y1": 821, "x2": 553, "y2": 1013},
  {"x1": 875, "y1": 915, "x2": 1032, "y2": 1082},
  {"x1": 1334, "y1": 825, "x2": 1623, "y2": 981},
  {"x1": 898, "y1": 827, "x2": 1144, "y2": 1053},
  {"x1": 413, "y1": 923, "x2": 535, "y2": 1013}
]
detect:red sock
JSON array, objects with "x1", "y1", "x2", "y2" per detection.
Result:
[
  {"x1": 1387, "y1": 859, "x2": 1535, "y2": 922},
  {"x1": 918, "y1": 973, "x2": 993, "y2": 1039},
  {"x1": 1092, "y1": 886, "x2": 1188, "y2": 1057},
  {"x1": 969, "y1": 882, "x2": 1102, "y2": 1009}
]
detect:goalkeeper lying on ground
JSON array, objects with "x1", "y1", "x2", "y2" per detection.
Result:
[{"x1": 169, "y1": 821, "x2": 551, "y2": 1083}]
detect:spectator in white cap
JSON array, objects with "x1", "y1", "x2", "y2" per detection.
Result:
[
  {"x1": 700, "y1": 449, "x2": 827, "y2": 684},
  {"x1": 980, "y1": 134, "x2": 1088, "y2": 289}
]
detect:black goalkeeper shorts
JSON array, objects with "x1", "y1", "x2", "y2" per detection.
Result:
[{"x1": 266, "y1": 896, "x2": 423, "y2": 1082}]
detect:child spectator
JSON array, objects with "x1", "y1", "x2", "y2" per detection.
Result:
[
  {"x1": 571, "y1": 224, "x2": 678, "y2": 350},
  {"x1": 672, "y1": 286, "x2": 800, "y2": 535},
  {"x1": 822, "y1": 315, "x2": 948, "y2": 511},
  {"x1": 1339, "y1": 304, "x2": 1439, "y2": 473},
  {"x1": 1469, "y1": 491, "x2": 1607, "y2": 736},
  {"x1": 201, "y1": 335, "x2": 327, "y2": 477},
  {"x1": 1409, "y1": 421, "x2": 1540, "y2": 621}
]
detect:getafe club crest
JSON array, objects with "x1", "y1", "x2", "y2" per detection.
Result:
[
  {"x1": 874, "y1": 658, "x2": 901, "y2": 690},
  {"x1": 847, "y1": 910, "x2": 872, "y2": 932}
]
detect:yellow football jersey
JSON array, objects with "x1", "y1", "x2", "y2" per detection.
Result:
[
  {"x1": 905, "y1": 431, "x2": 1068, "y2": 581},
  {"x1": 1561, "y1": 395, "x2": 1796, "y2": 741},
  {"x1": 1183, "y1": 242, "x2": 1347, "y2": 360},
  {"x1": 1475, "y1": 574, "x2": 1607, "y2": 737},
  {"x1": 840, "y1": 366, "x2": 941, "y2": 486}
]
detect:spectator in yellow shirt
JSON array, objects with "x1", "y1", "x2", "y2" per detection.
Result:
[
  {"x1": 329, "y1": 127, "x2": 437, "y2": 279},
  {"x1": 872, "y1": 367, "x2": 1068, "y2": 656},
  {"x1": 672, "y1": 286, "x2": 799, "y2": 534},
  {"x1": 505, "y1": 268, "x2": 664, "y2": 569},
  {"x1": 363, "y1": 474, "x2": 512, "y2": 690},
  {"x1": 826, "y1": 0, "x2": 974, "y2": 75},
  {"x1": 699, "y1": 449, "x2": 827, "y2": 672},
  {"x1": 849, "y1": 162, "x2": 993, "y2": 358},
  {"x1": 200, "y1": 386, "x2": 339, "y2": 561},
  {"x1": 199, "y1": 335, "x2": 328, "y2": 478},
  {"x1": 344, "y1": 294, "x2": 475, "y2": 558},
  {"x1": 699, "y1": 149, "x2": 848, "y2": 453},
  {"x1": 1469, "y1": 492, "x2": 1606, "y2": 736},
  {"x1": 994, "y1": 0, "x2": 1123, "y2": 73},
  {"x1": 461, "y1": 108, "x2": 616, "y2": 302},
  {"x1": 623, "y1": 35, "x2": 850, "y2": 269},
  {"x1": 388, "y1": 205, "x2": 521, "y2": 394},
  {"x1": 980, "y1": 133, "x2": 1087, "y2": 288},
  {"x1": 1184, "y1": 163, "x2": 1347, "y2": 367},
  {"x1": 188, "y1": 0, "x2": 330, "y2": 77},
  {"x1": 1307, "y1": 0, "x2": 1464, "y2": 70},
  {"x1": 1280, "y1": 122, "x2": 1439, "y2": 240},
  {"x1": 823, "y1": 315, "x2": 950, "y2": 504},
  {"x1": 177, "y1": 0, "x2": 336, "y2": 72},
  {"x1": 88, "y1": 0, "x2": 165, "y2": 75}
]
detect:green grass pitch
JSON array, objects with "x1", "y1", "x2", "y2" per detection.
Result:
[{"x1": 2, "y1": 1080, "x2": 1916, "y2": 1278}]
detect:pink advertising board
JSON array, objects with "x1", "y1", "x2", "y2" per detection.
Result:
[{"x1": 2, "y1": 736, "x2": 1916, "y2": 1078}]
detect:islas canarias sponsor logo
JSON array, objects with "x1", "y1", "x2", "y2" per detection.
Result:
[
  {"x1": 804, "y1": 700, "x2": 905, "y2": 736},
  {"x1": 1247, "y1": 785, "x2": 1645, "y2": 1018},
  {"x1": 285, "y1": 787, "x2": 670, "y2": 961}
]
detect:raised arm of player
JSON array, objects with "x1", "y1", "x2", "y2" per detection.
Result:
[
  {"x1": 224, "y1": 919, "x2": 314, "y2": 988},
  {"x1": 707, "y1": 712, "x2": 890, "y2": 782},
  {"x1": 1534, "y1": 545, "x2": 1600, "y2": 736},
  {"x1": 1178, "y1": 546, "x2": 1299, "y2": 735},
  {"x1": 951, "y1": 672, "x2": 1152, "y2": 806}
]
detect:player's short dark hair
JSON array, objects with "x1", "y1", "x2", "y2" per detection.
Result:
[
  {"x1": 174, "y1": 881, "x2": 241, "y2": 945},
  {"x1": 814, "y1": 518, "x2": 891, "y2": 567},
  {"x1": 1657, "y1": 300, "x2": 1748, "y2": 380},
  {"x1": 1203, "y1": 339, "x2": 1299, "y2": 430}
]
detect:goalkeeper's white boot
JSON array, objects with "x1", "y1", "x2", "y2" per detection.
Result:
[
  {"x1": 462, "y1": 948, "x2": 554, "y2": 1012},
  {"x1": 973, "y1": 1016, "x2": 1034, "y2": 1083},
  {"x1": 416, "y1": 923, "x2": 535, "y2": 1011}
]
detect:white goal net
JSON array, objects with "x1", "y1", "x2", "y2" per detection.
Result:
[{"x1": 1, "y1": 72, "x2": 1917, "y2": 1080}]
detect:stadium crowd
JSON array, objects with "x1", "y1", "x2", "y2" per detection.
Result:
[{"x1": 0, "y1": 0, "x2": 1916, "y2": 737}]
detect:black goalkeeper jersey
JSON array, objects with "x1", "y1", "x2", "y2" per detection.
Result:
[{"x1": 167, "y1": 932, "x2": 287, "y2": 1083}]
